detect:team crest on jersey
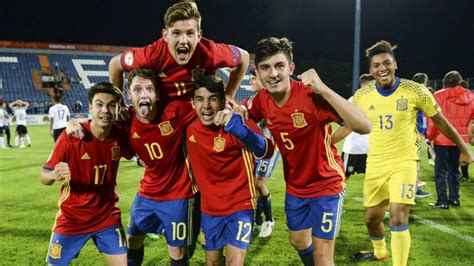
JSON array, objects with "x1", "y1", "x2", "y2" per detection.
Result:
[
  {"x1": 158, "y1": 121, "x2": 173, "y2": 136},
  {"x1": 213, "y1": 135, "x2": 225, "y2": 152},
  {"x1": 111, "y1": 145, "x2": 121, "y2": 161},
  {"x1": 396, "y1": 98, "x2": 408, "y2": 111},
  {"x1": 49, "y1": 243, "x2": 62, "y2": 259},
  {"x1": 191, "y1": 68, "x2": 205, "y2": 81},
  {"x1": 291, "y1": 112, "x2": 308, "y2": 128},
  {"x1": 124, "y1": 51, "x2": 134, "y2": 67}
]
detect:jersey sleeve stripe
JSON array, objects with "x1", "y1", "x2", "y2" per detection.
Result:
[
  {"x1": 324, "y1": 125, "x2": 347, "y2": 187},
  {"x1": 52, "y1": 177, "x2": 71, "y2": 231},
  {"x1": 242, "y1": 148, "x2": 258, "y2": 209}
]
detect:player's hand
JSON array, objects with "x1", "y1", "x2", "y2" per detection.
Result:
[
  {"x1": 298, "y1": 68, "x2": 329, "y2": 95},
  {"x1": 116, "y1": 104, "x2": 131, "y2": 122},
  {"x1": 214, "y1": 108, "x2": 233, "y2": 126},
  {"x1": 50, "y1": 130, "x2": 54, "y2": 137},
  {"x1": 459, "y1": 150, "x2": 473, "y2": 166},
  {"x1": 226, "y1": 97, "x2": 248, "y2": 120},
  {"x1": 54, "y1": 162, "x2": 70, "y2": 181},
  {"x1": 66, "y1": 119, "x2": 85, "y2": 139}
]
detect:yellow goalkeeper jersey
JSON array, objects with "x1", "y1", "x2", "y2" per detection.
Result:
[{"x1": 353, "y1": 77, "x2": 440, "y2": 164}]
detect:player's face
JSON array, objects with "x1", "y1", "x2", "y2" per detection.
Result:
[
  {"x1": 369, "y1": 53, "x2": 398, "y2": 89},
  {"x1": 128, "y1": 76, "x2": 159, "y2": 121},
  {"x1": 192, "y1": 87, "x2": 224, "y2": 126},
  {"x1": 89, "y1": 93, "x2": 118, "y2": 128},
  {"x1": 163, "y1": 19, "x2": 202, "y2": 65},
  {"x1": 256, "y1": 53, "x2": 295, "y2": 95},
  {"x1": 249, "y1": 74, "x2": 264, "y2": 92}
]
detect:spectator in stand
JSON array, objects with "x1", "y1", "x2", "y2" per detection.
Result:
[{"x1": 427, "y1": 71, "x2": 474, "y2": 209}]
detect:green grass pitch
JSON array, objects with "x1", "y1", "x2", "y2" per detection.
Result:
[{"x1": 1, "y1": 124, "x2": 473, "y2": 265}]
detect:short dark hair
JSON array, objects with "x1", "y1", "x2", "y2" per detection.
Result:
[
  {"x1": 250, "y1": 69, "x2": 256, "y2": 76},
  {"x1": 460, "y1": 80, "x2": 468, "y2": 89},
  {"x1": 442, "y1": 70, "x2": 462, "y2": 87},
  {"x1": 359, "y1": 73, "x2": 374, "y2": 84},
  {"x1": 192, "y1": 75, "x2": 225, "y2": 101},
  {"x1": 88, "y1": 82, "x2": 122, "y2": 104},
  {"x1": 412, "y1": 73, "x2": 429, "y2": 85},
  {"x1": 52, "y1": 94, "x2": 60, "y2": 103},
  {"x1": 255, "y1": 37, "x2": 293, "y2": 66},
  {"x1": 128, "y1": 68, "x2": 158, "y2": 87},
  {"x1": 365, "y1": 40, "x2": 397, "y2": 62}
]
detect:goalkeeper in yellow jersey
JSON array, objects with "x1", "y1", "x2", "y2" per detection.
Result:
[{"x1": 348, "y1": 40, "x2": 473, "y2": 266}]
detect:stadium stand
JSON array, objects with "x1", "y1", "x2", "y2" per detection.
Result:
[{"x1": 0, "y1": 42, "x2": 256, "y2": 115}]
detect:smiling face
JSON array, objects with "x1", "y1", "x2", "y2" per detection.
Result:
[
  {"x1": 89, "y1": 92, "x2": 118, "y2": 129},
  {"x1": 256, "y1": 52, "x2": 295, "y2": 96},
  {"x1": 369, "y1": 52, "x2": 398, "y2": 89},
  {"x1": 191, "y1": 86, "x2": 225, "y2": 126},
  {"x1": 163, "y1": 19, "x2": 202, "y2": 65},
  {"x1": 128, "y1": 76, "x2": 159, "y2": 121}
]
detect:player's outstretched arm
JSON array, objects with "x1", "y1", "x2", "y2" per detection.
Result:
[
  {"x1": 225, "y1": 48, "x2": 250, "y2": 99},
  {"x1": 39, "y1": 162, "x2": 70, "y2": 186},
  {"x1": 298, "y1": 68, "x2": 372, "y2": 134},
  {"x1": 431, "y1": 112, "x2": 473, "y2": 165},
  {"x1": 109, "y1": 54, "x2": 124, "y2": 93}
]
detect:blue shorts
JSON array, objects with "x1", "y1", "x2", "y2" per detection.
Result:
[
  {"x1": 255, "y1": 150, "x2": 280, "y2": 178},
  {"x1": 285, "y1": 192, "x2": 344, "y2": 240},
  {"x1": 46, "y1": 225, "x2": 127, "y2": 265},
  {"x1": 201, "y1": 210, "x2": 254, "y2": 251},
  {"x1": 128, "y1": 193, "x2": 194, "y2": 247}
]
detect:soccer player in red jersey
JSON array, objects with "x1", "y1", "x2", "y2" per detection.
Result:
[
  {"x1": 246, "y1": 37, "x2": 372, "y2": 265},
  {"x1": 123, "y1": 68, "x2": 197, "y2": 265},
  {"x1": 185, "y1": 75, "x2": 274, "y2": 265},
  {"x1": 40, "y1": 82, "x2": 133, "y2": 266},
  {"x1": 109, "y1": 1, "x2": 249, "y2": 101}
]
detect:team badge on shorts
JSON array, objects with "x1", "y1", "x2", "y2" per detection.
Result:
[
  {"x1": 158, "y1": 121, "x2": 173, "y2": 136},
  {"x1": 111, "y1": 145, "x2": 121, "y2": 161},
  {"x1": 49, "y1": 243, "x2": 62, "y2": 259},
  {"x1": 291, "y1": 112, "x2": 308, "y2": 128},
  {"x1": 191, "y1": 68, "x2": 205, "y2": 81},
  {"x1": 213, "y1": 135, "x2": 225, "y2": 152},
  {"x1": 396, "y1": 98, "x2": 408, "y2": 111}
]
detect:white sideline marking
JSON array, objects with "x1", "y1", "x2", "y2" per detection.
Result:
[{"x1": 352, "y1": 197, "x2": 474, "y2": 243}]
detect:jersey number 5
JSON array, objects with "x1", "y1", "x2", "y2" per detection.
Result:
[{"x1": 280, "y1": 132, "x2": 295, "y2": 150}]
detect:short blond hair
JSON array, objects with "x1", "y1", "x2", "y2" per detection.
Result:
[{"x1": 164, "y1": 1, "x2": 201, "y2": 30}]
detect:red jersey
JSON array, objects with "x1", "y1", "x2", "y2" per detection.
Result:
[
  {"x1": 121, "y1": 37, "x2": 242, "y2": 101},
  {"x1": 185, "y1": 118, "x2": 273, "y2": 216},
  {"x1": 127, "y1": 101, "x2": 196, "y2": 200},
  {"x1": 43, "y1": 122, "x2": 134, "y2": 235},
  {"x1": 246, "y1": 80, "x2": 345, "y2": 198}
]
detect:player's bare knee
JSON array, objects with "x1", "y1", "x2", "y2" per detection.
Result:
[
  {"x1": 168, "y1": 246, "x2": 185, "y2": 260},
  {"x1": 288, "y1": 235, "x2": 310, "y2": 249}
]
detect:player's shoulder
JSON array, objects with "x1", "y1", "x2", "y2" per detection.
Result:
[
  {"x1": 399, "y1": 78, "x2": 427, "y2": 96},
  {"x1": 354, "y1": 83, "x2": 377, "y2": 100}
]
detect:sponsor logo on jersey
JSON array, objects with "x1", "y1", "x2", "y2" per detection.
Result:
[
  {"x1": 158, "y1": 121, "x2": 173, "y2": 136},
  {"x1": 49, "y1": 242, "x2": 62, "y2": 259},
  {"x1": 81, "y1": 152, "x2": 90, "y2": 160},
  {"x1": 124, "y1": 52, "x2": 134, "y2": 66},
  {"x1": 213, "y1": 135, "x2": 225, "y2": 152},
  {"x1": 396, "y1": 98, "x2": 408, "y2": 111},
  {"x1": 188, "y1": 135, "x2": 196, "y2": 143},
  {"x1": 291, "y1": 112, "x2": 308, "y2": 128},
  {"x1": 132, "y1": 132, "x2": 140, "y2": 139},
  {"x1": 111, "y1": 145, "x2": 121, "y2": 161}
]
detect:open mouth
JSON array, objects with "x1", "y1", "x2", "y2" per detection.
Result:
[
  {"x1": 201, "y1": 111, "x2": 214, "y2": 121},
  {"x1": 138, "y1": 101, "x2": 152, "y2": 116},
  {"x1": 176, "y1": 46, "x2": 190, "y2": 61}
]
